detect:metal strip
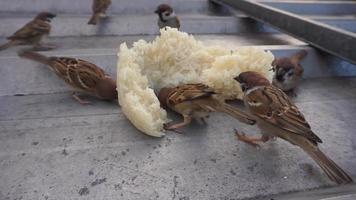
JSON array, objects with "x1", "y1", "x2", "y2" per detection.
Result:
[{"x1": 210, "y1": 0, "x2": 356, "y2": 64}]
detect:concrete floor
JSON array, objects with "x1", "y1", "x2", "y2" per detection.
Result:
[
  {"x1": 1, "y1": 0, "x2": 356, "y2": 199},
  {"x1": 0, "y1": 33, "x2": 304, "y2": 57},
  {"x1": 1, "y1": 76, "x2": 356, "y2": 200}
]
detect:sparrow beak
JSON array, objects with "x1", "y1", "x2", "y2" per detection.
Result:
[
  {"x1": 234, "y1": 76, "x2": 247, "y2": 91},
  {"x1": 233, "y1": 76, "x2": 240, "y2": 83},
  {"x1": 48, "y1": 13, "x2": 57, "y2": 18},
  {"x1": 46, "y1": 14, "x2": 56, "y2": 21},
  {"x1": 276, "y1": 75, "x2": 284, "y2": 82},
  {"x1": 154, "y1": 10, "x2": 159, "y2": 14}
]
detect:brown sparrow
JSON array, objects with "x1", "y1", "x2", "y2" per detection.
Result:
[
  {"x1": 88, "y1": 0, "x2": 112, "y2": 25},
  {"x1": 158, "y1": 83, "x2": 255, "y2": 132},
  {"x1": 272, "y1": 50, "x2": 307, "y2": 96},
  {"x1": 154, "y1": 4, "x2": 180, "y2": 30},
  {"x1": 0, "y1": 12, "x2": 56, "y2": 51},
  {"x1": 18, "y1": 50, "x2": 117, "y2": 104},
  {"x1": 234, "y1": 71, "x2": 353, "y2": 184}
]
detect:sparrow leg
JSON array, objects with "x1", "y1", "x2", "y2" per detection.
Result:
[
  {"x1": 71, "y1": 92, "x2": 91, "y2": 105},
  {"x1": 234, "y1": 129, "x2": 271, "y2": 148},
  {"x1": 163, "y1": 124, "x2": 183, "y2": 134},
  {"x1": 200, "y1": 117, "x2": 207, "y2": 125},
  {"x1": 164, "y1": 115, "x2": 192, "y2": 133}
]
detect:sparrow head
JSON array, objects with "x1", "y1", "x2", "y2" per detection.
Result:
[
  {"x1": 96, "y1": 77, "x2": 118, "y2": 101},
  {"x1": 155, "y1": 4, "x2": 175, "y2": 20},
  {"x1": 273, "y1": 58, "x2": 299, "y2": 83},
  {"x1": 157, "y1": 87, "x2": 173, "y2": 108},
  {"x1": 35, "y1": 12, "x2": 56, "y2": 22},
  {"x1": 234, "y1": 71, "x2": 270, "y2": 92}
]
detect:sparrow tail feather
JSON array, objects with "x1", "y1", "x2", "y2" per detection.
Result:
[
  {"x1": 304, "y1": 144, "x2": 353, "y2": 184},
  {"x1": 217, "y1": 103, "x2": 256, "y2": 125},
  {"x1": 18, "y1": 51, "x2": 50, "y2": 65},
  {"x1": 88, "y1": 13, "x2": 100, "y2": 25},
  {"x1": 0, "y1": 40, "x2": 19, "y2": 51}
]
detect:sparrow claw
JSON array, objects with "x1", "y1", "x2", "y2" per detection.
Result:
[
  {"x1": 163, "y1": 123, "x2": 184, "y2": 134},
  {"x1": 200, "y1": 117, "x2": 207, "y2": 125},
  {"x1": 234, "y1": 129, "x2": 260, "y2": 148},
  {"x1": 72, "y1": 93, "x2": 91, "y2": 105},
  {"x1": 78, "y1": 100, "x2": 92, "y2": 105}
]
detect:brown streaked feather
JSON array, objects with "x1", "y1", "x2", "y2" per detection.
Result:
[
  {"x1": 274, "y1": 58, "x2": 304, "y2": 77},
  {"x1": 167, "y1": 84, "x2": 215, "y2": 106},
  {"x1": 251, "y1": 86, "x2": 322, "y2": 144},
  {"x1": 8, "y1": 20, "x2": 50, "y2": 40},
  {"x1": 18, "y1": 51, "x2": 116, "y2": 100},
  {"x1": 159, "y1": 83, "x2": 255, "y2": 130},
  {"x1": 76, "y1": 70, "x2": 99, "y2": 89},
  {"x1": 66, "y1": 64, "x2": 78, "y2": 85},
  {"x1": 49, "y1": 57, "x2": 106, "y2": 92},
  {"x1": 55, "y1": 57, "x2": 106, "y2": 77},
  {"x1": 93, "y1": 0, "x2": 111, "y2": 13},
  {"x1": 273, "y1": 50, "x2": 307, "y2": 77}
]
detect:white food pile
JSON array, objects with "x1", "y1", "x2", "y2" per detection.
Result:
[{"x1": 117, "y1": 28, "x2": 274, "y2": 137}]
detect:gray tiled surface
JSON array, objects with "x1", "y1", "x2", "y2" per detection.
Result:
[
  {"x1": 2, "y1": 44, "x2": 356, "y2": 96},
  {"x1": 1, "y1": 77, "x2": 356, "y2": 200},
  {"x1": 267, "y1": 183, "x2": 356, "y2": 200},
  {"x1": 0, "y1": 0, "x2": 211, "y2": 15},
  {"x1": 0, "y1": 33, "x2": 305, "y2": 55},
  {"x1": 1, "y1": 0, "x2": 356, "y2": 199},
  {"x1": 0, "y1": 14, "x2": 276, "y2": 37},
  {"x1": 1, "y1": 0, "x2": 355, "y2": 15},
  {"x1": 259, "y1": 0, "x2": 356, "y2": 15}
]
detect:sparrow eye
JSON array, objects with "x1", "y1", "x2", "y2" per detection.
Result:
[
  {"x1": 240, "y1": 83, "x2": 247, "y2": 92},
  {"x1": 288, "y1": 71, "x2": 294, "y2": 77}
]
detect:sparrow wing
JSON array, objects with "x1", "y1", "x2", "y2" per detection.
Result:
[
  {"x1": 168, "y1": 84, "x2": 215, "y2": 106},
  {"x1": 53, "y1": 57, "x2": 106, "y2": 91},
  {"x1": 255, "y1": 86, "x2": 322, "y2": 144},
  {"x1": 8, "y1": 20, "x2": 50, "y2": 40}
]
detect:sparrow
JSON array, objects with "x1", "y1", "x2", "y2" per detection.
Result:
[
  {"x1": 18, "y1": 50, "x2": 117, "y2": 105},
  {"x1": 88, "y1": 0, "x2": 112, "y2": 25},
  {"x1": 234, "y1": 71, "x2": 353, "y2": 185},
  {"x1": 154, "y1": 4, "x2": 181, "y2": 30},
  {"x1": 0, "y1": 12, "x2": 56, "y2": 51},
  {"x1": 157, "y1": 83, "x2": 255, "y2": 132},
  {"x1": 272, "y1": 50, "x2": 307, "y2": 96}
]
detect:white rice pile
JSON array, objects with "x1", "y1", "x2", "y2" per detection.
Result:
[{"x1": 117, "y1": 28, "x2": 274, "y2": 137}]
